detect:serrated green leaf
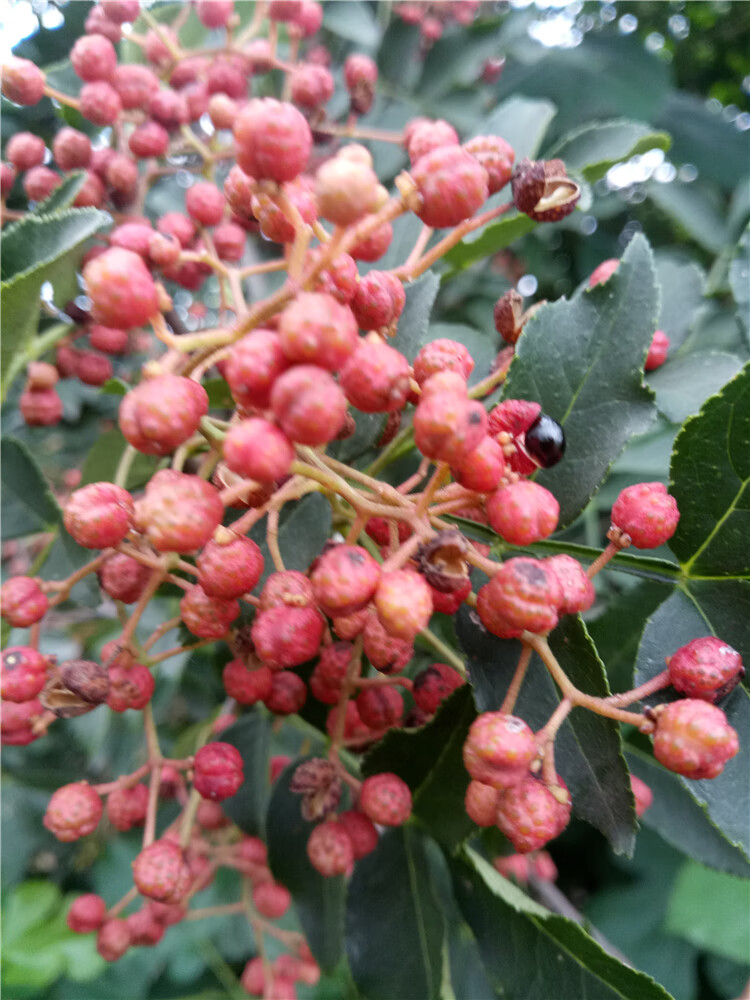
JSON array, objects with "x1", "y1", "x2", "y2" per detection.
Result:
[
  {"x1": 648, "y1": 180, "x2": 729, "y2": 255},
  {"x1": 669, "y1": 363, "x2": 750, "y2": 577},
  {"x1": 626, "y1": 748, "x2": 750, "y2": 878},
  {"x1": 502, "y1": 231, "x2": 658, "y2": 526},
  {"x1": 450, "y1": 848, "x2": 674, "y2": 1000},
  {"x1": 455, "y1": 609, "x2": 637, "y2": 854},
  {"x1": 266, "y1": 757, "x2": 346, "y2": 971},
  {"x1": 1, "y1": 437, "x2": 61, "y2": 539},
  {"x1": 219, "y1": 711, "x2": 272, "y2": 838},
  {"x1": 647, "y1": 351, "x2": 744, "y2": 424},
  {"x1": 323, "y1": 0, "x2": 380, "y2": 48},
  {"x1": 547, "y1": 119, "x2": 671, "y2": 184},
  {"x1": 443, "y1": 213, "x2": 537, "y2": 274},
  {"x1": 346, "y1": 827, "x2": 444, "y2": 1000},
  {"x1": 665, "y1": 862, "x2": 750, "y2": 964},
  {"x1": 362, "y1": 686, "x2": 477, "y2": 849},
  {"x1": 655, "y1": 255, "x2": 706, "y2": 353},
  {"x1": 391, "y1": 271, "x2": 441, "y2": 362},
  {"x1": 31, "y1": 171, "x2": 87, "y2": 215},
  {"x1": 633, "y1": 587, "x2": 750, "y2": 862},
  {"x1": 730, "y1": 225, "x2": 750, "y2": 330}
]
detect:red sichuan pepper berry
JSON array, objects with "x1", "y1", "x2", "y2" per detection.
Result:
[
  {"x1": 223, "y1": 418, "x2": 295, "y2": 483},
  {"x1": 486, "y1": 480, "x2": 559, "y2": 546},
  {"x1": 645, "y1": 330, "x2": 670, "y2": 371},
  {"x1": 120, "y1": 374, "x2": 208, "y2": 456},
  {"x1": 270, "y1": 365, "x2": 347, "y2": 445},
  {"x1": 307, "y1": 820, "x2": 354, "y2": 877},
  {"x1": 251, "y1": 605, "x2": 324, "y2": 669},
  {"x1": 233, "y1": 98, "x2": 312, "y2": 183},
  {"x1": 180, "y1": 584, "x2": 239, "y2": 639},
  {"x1": 264, "y1": 670, "x2": 308, "y2": 715},
  {"x1": 96, "y1": 919, "x2": 131, "y2": 962},
  {"x1": 610, "y1": 482, "x2": 680, "y2": 549},
  {"x1": 1, "y1": 576, "x2": 49, "y2": 627},
  {"x1": 197, "y1": 531, "x2": 264, "y2": 599},
  {"x1": 223, "y1": 660, "x2": 274, "y2": 704},
  {"x1": 83, "y1": 247, "x2": 159, "y2": 329},
  {"x1": 667, "y1": 636, "x2": 744, "y2": 701},
  {"x1": 411, "y1": 145, "x2": 489, "y2": 227},
  {"x1": 64, "y1": 482, "x2": 134, "y2": 549},
  {"x1": 356, "y1": 685, "x2": 404, "y2": 729},
  {"x1": 133, "y1": 470, "x2": 224, "y2": 553},
  {"x1": 463, "y1": 712, "x2": 536, "y2": 789},
  {"x1": 43, "y1": 782, "x2": 103, "y2": 841},
  {"x1": 477, "y1": 558, "x2": 562, "y2": 636},
  {"x1": 0, "y1": 646, "x2": 49, "y2": 702},
  {"x1": 252, "y1": 881, "x2": 291, "y2": 919},
  {"x1": 133, "y1": 840, "x2": 192, "y2": 902},
  {"x1": 67, "y1": 894, "x2": 107, "y2": 934},
  {"x1": 359, "y1": 773, "x2": 412, "y2": 826},
  {"x1": 106, "y1": 783, "x2": 149, "y2": 831},
  {"x1": 465, "y1": 780, "x2": 500, "y2": 827},
  {"x1": 412, "y1": 663, "x2": 465, "y2": 715},
  {"x1": 311, "y1": 544, "x2": 382, "y2": 617},
  {"x1": 107, "y1": 663, "x2": 154, "y2": 712},
  {"x1": 652, "y1": 699, "x2": 739, "y2": 779},
  {"x1": 309, "y1": 643, "x2": 353, "y2": 704},
  {"x1": 337, "y1": 809, "x2": 379, "y2": 859},
  {"x1": 495, "y1": 774, "x2": 572, "y2": 853},
  {"x1": 193, "y1": 742, "x2": 244, "y2": 800}
]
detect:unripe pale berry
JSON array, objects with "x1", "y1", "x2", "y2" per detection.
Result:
[
  {"x1": 271, "y1": 365, "x2": 347, "y2": 445},
  {"x1": 133, "y1": 469, "x2": 224, "y2": 553},
  {"x1": 67, "y1": 894, "x2": 107, "y2": 934},
  {"x1": 106, "y1": 663, "x2": 155, "y2": 712},
  {"x1": 120, "y1": 374, "x2": 208, "y2": 455},
  {"x1": 83, "y1": 247, "x2": 159, "y2": 329},
  {"x1": 486, "y1": 480, "x2": 559, "y2": 546},
  {"x1": 611, "y1": 482, "x2": 680, "y2": 549},
  {"x1": 495, "y1": 774, "x2": 572, "y2": 853},
  {"x1": 133, "y1": 840, "x2": 192, "y2": 902},
  {"x1": 311, "y1": 544, "x2": 381, "y2": 617},
  {"x1": 223, "y1": 660, "x2": 274, "y2": 704},
  {"x1": 315, "y1": 154, "x2": 379, "y2": 226},
  {"x1": 462, "y1": 712, "x2": 536, "y2": 789},
  {"x1": 465, "y1": 780, "x2": 500, "y2": 827},
  {"x1": 307, "y1": 820, "x2": 354, "y2": 876},
  {"x1": 64, "y1": 482, "x2": 134, "y2": 549},
  {"x1": 0, "y1": 646, "x2": 48, "y2": 703},
  {"x1": 251, "y1": 605, "x2": 324, "y2": 669},
  {"x1": 1, "y1": 576, "x2": 49, "y2": 627},
  {"x1": 375, "y1": 570, "x2": 433, "y2": 640},
  {"x1": 264, "y1": 670, "x2": 308, "y2": 715},
  {"x1": 544, "y1": 554, "x2": 595, "y2": 615},
  {"x1": 234, "y1": 98, "x2": 312, "y2": 183},
  {"x1": 412, "y1": 663, "x2": 465, "y2": 715},
  {"x1": 652, "y1": 699, "x2": 739, "y2": 779},
  {"x1": 359, "y1": 772, "x2": 412, "y2": 826},
  {"x1": 278, "y1": 292, "x2": 359, "y2": 372},
  {"x1": 223, "y1": 418, "x2": 294, "y2": 483},
  {"x1": 480, "y1": 558, "x2": 562, "y2": 635},
  {"x1": 668, "y1": 636, "x2": 744, "y2": 701},
  {"x1": 43, "y1": 782, "x2": 103, "y2": 842},
  {"x1": 193, "y1": 742, "x2": 244, "y2": 800},
  {"x1": 340, "y1": 339, "x2": 411, "y2": 413},
  {"x1": 106, "y1": 783, "x2": 149, "y2": 831}
]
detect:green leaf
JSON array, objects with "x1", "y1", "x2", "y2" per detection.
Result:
[
  {"x1": 547, "y1": 119, "x2": 671, "y2": 183},
  {"x1": 647, "y1": 352, "x2": 744, "y2": 424},
  {"x1": 391, "y1": 271, "x2": 441, "y2": 363},
  {"x1": 1, "y1": 880, "x2": 60, "y2": 945},
  {"x1": 346, "y1": 827, "x2": 444, "y2": 1000},
  {"x1": 450, "y1": 848, "x2": 673, "y2": 1000},
  {"x1": 79, "y1": 428, "x2": 160, "y2": 491},
  {"x1": 655, "y1": 256, "x2": 706, "y2": 353},
  {"x1": 328, "y1": 409, "x2": 386, "y2": 465},
  {"x1": 1, "y1": 437, "x2": 61, "y2": 539},
  {"x1": 669, "y1": 362, "x2": 750, "y2": 577},
  {"x1": 266, "y1": 757, "x2": 346, "y2": 971},
  {"x1": 665, "y1": 861, "x2": 750, "y2": 964},
  {"x1": 427, "y1": 322, "x2": 498, "y2": 388},
  {"x1": 31, "y1": 171, "x2": 86, "y2": 214},
  {"x1": 633, "y1": 588, "x2": 750, "y2": 862},
  {"x1": 502, "y1": 231, "x2": 658, "y2": 526},
  {"x1": 219, "y1": 711, "x2": 272, "y2": 838},
  {"x1": 362, "y1": 686, "x2": 477, "y2": 849},
  {"x1": 322, "y1": 1, "x2": 380, "y2": 49},
  {"x1": 203, "y1": 377, "x2": 234, "y2": 410},
  {"x1": 730, "y1": 225, "x2": 750, "y2": 330},
  {"x1": 455, "y1": 610, "x2": 637, "y2": 855},
  {"x1": 443, "y1": 214, "x2": 536, "y2": 275},
  {"x1": 648, "y1": 180, "x2": 729, "y2": 255},
  {"x1": 418, "y1": 18, "x2": 506, "y2": 100},
  {"x1": 626, "y1": 748, "x2": 750, "y2": 878},
  {"x1": 248, "y1": 492, "x2": 333, "y2": 592}
]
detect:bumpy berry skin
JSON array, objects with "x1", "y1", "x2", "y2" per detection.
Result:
[
  {"x1": 264, "y1": 670, "x2": 308, "y2": 715},
  {"x1": 19, "y1": 387, "x2": 63, "y2": 426},
  {"x1": 126, "y1": 907, "x2": 166, "y2": 947},
  {"x1": 645, "y1": 329, "x2": 670, "y2": 371},
  {"x1": 486, "y1": 481, "x2": 559, "y2": 546},
  {"x1": 652, "y1": 699, "x2": 739, "y2": 779},
  {"x1": 0, "y1": 646, "x2": 48, "y2": 703},
  {"x1": 611, "y1": 482, "x2": 680, "y2": 549},
  {"x1": 309, "y1": 643, "x2": 352, "y2": 704},
  {"x1": 414, "y1": 391, "x2": 488, "y2": 464},
  {"x1": 465, "y1": 780, "x2": 500, "y2": 827},
  {"x1": 254, "y1": 177, "x2": 316, "y2": 243},
  {"x1": 271, "y1": 365, "x2": 347, "y2": 445},
  {"x1": 414, "y1": 339, "x2": 474, "y2": 386},
  {"x1": 589, "y1": 258, "x2": 619, "y2": 287},
  {"x1": 1, "y1": 576, "x2": 49, "y2": 627},
  {"x1": 252, "y1": 881, "x2": 291, "y2": 919},
  {"x1": 278, "y1": 292, "x2": 358, "y2": 372},
  {"x1": 430, "y1": 576, "x2": 472, "y2": 615},
  {"x1": 252, "y1": 605, "x2": 324, "y2": 670},
  {"x1": 106, "y1": 783, "x2": 149, "y2": 831},
  {"x1": 313, "y1": 251, "x2": 359, "y2": 304},
  {"x1": 349, "y1": 220, "x2": 393, "y2": 263},
  {"x1": 43, "y1": 782, "x2": 103, "y2": 842},
  {"x1": 356, "y1": 686, "x2": 403, "y2": 730},
  {"x1": 338, "y1": 809, "x2": 379, "y2": 859},
  {"x1": 133, "y1": 840, "x2": 192, "y2": 902},
  {"x1": 405, "y1": 118, "x2": 459, "y2": 165},
  {"x1": 134, "y1": 470, "x2": 224, "y2": 553},
  {"x1": 307, "y1": 820, "x2": 354, "y2": 877},
  {"x1": 496, "y1": 775, "x2": 572, "y2": 853},
  {"x1": 479, "y1": 558, "x2": 562, "y2": 635},
  {"x1": 2, "y1": 58, "x2": 46, "y2": 105},
  {"x1": 362, "y1": 613, "x2": 414, "y2": 673},
  {"x1": 67, "y1": 894, "x2": 107, "y2": 934},
  {"x1": 107, "y1": 663, "x2": 155, "y2": 712},
  {"x1": 630, "y1": 774, "x2": 653, "y2": 817},
  {"x1": 194, "y1": 742, "x2": 244, "y2": 801},
  {"x1": 197, "y1": 533, "x2": 264, "y2": 600},
  {"x1": 311, "y1": 544, "x2": 381, "y2": 618},
  {"x1": 223, "y1": 660, "x2": 274, "y2": 704},
  {"x1": 120, "y1": 375, "x2": 208, "y2": 456},
  {"x1": 234, "y1": 98, "x2": 312, "y2": 182},
  {"x1": 79, "y1": 81, "x2": 123, "y2": 125},
  {"x1": 113, "y1": 63, "x2": 159, "y2": 109},
  {"x1": 64, "y1": 483, "x2": 134, "y2": 549},
  {"x1": 71, "y1": 33, "x2": 118, "y2": 82},
  {"x1": 359, "y1": 773, "x2": 412, "y2": 826},
  {"x1": 350, "y1": 271, "x2": 405, "y2": 332},
  {"x1": 344, "y1": 53, "x2": 377, "y2": 113},
  {"x1": 544, "y1": 554, "x2": 595, "y2": 615},
  {"x1": 340, "y1": 339, "x2": 411, "y2": 414},
  {"x1": 180, "y1": 584, "x2": 239, "y2": 639},
  {"x1": 83, "y1": 248, "x2": 159, "y2": 329},
  {"x1": 23, "y1": 165, "x2": 61, "y2": 202},
  {"x1": 224, "y1": 418, "x2": 294, "y2": 484},
  {"x1": 90, "y1": 324, "x2": 128, "y2": 354},
  {"x1": 6, "y1": 131, "x2": 46, "y2": 170},
  {"x1": 668, "y1": 636, "x2": 744, "y2": 701},
  {"x1": 462, "y1": 712, "x2": 536, "y2": 789},
  {"x1": 413, "y1": 663, "x2": 465, "y2": 715},
  {"x1": 225, "y1": 330, "x2": 288, "y2": 411},
  {"x1": 464, "y1": 135, "x2": 515, "y2": 194},
  {"x1": 289, "y1": 62, "x2": 334, "y2": 107},
  {"x1": 488, "y1": 399, "x2": 541, "y2": 440},
  {"x1": 260, "y1": 571, "x2": 315, "y2": 610},
  {"x1": 185, "y1": 180, "x2": 225, "y2": 226},
  {"x1": 375, "y1": 570, "x2": 433, "y2": 640},
  {"x1": 453, "y1": 435, "x2": 506, "y2": 493},
  {"x1": 96, "y1": 919, "x2": 131, "y2": 961},
  {"x1": 1, "y1": 697, "x2": 43, "y2": 746},
  {"x1": 412, "y1": 146, "x2": 489, "y2": 228},
  {"x1": 315, "y1": 154, "x2": 379, "y2": 227}
]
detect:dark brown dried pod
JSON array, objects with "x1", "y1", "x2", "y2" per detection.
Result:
[
  {"x1": 60, "y1": 659, "x2": 110, "y2": 703},
  {"x1": 511, "y1": 157, "x2": 580, "y2": 223},
  {"x1": 289, "y1": 758, "x2": 342, "y2": 822},
  {"x1": 417, "y1": 530, "x2": 470, "y2": 593},
  {"x1": 232, "y1": 625, "x2": 257, "y2": 662},
  {"x1": 493, "y1": 289, "x2": 525, "y2": 344}
]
